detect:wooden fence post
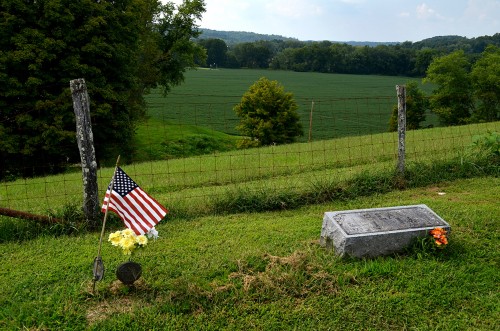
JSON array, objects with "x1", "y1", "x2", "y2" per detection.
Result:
[
  {"x1": 396, "y1": 85, "x2": 406, "y2": 178},
  {"x1": 70, "y1": 78, "x2": 99, "y2": 224}
]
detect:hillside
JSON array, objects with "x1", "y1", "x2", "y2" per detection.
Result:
[
  {"x1": 198, "y1": 28, "x2": 299, "y2": 44},
  {"x1": 410, "y1": 33, "x2": 500, "y2": 52},
  {"x1": 198, "y1": 29, "x2": 500, "y2": 51},
  {"x1": 197, "y1": 28, "x2": 398, "y2": 46}
]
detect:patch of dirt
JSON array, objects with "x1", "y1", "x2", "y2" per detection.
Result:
[
  {"x1": 86, "y1": 297, "x2": 137, "y2": 325},
  {"x1": 85, "y1": 279, "x2": 151, "y2": 325},
  {"x1": 229, "y1": 250, "x2": 340, "y2": 297},
  {"x1": 264, "y1": 251, "x2": 308, "y2": 270}
]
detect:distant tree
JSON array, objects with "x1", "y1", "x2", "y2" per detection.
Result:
[
  {"x1": 309, "y1": 41, "x2": 333, "y2": 72},
  {"x1": 232, "y1": 41, "x2": 273, "y2": 68},
  {"x1": 471, "y1": 45, "x2": 500, "y2": 122},
  {"x1": 224, "y1": 51, "x2": 240, "y2": 68},
  {"x1": 388, "y1": 81, "x2": 429, "y2": 132},
  {"x1": 424, "y1": 50, "x2": 474, "y2": 125},
  {"x1": 198, "y1": 38, "x2": 228, "y2": 67},
  {"x1": 469, "y1": 33, "x2": 500, "y2": 53},
  {"x1": 234, "y1": 77, "x2": 303, "y2": 147},
  {"x1": 0, "y1": 0, "x2": 205, "y2": 178}
]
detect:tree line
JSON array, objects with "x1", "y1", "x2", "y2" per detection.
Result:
[
  {"x1": 385, "y1": 46, "x2": 500, "y2": 131},
  {"x1": 233, "y1": 47, "x2": 500, "y2": 150},
  {"x1": 197, "y1": 34, "x2": 500, "y2": 77},
  {"x1": 199, "y1": 35, "x2": 500, "y2": 131}
]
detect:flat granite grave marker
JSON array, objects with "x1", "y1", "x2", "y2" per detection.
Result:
[{"x1": 320, "y1": 204, "x2": 451, "y2": 258}]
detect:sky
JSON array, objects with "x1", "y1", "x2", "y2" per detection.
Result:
[{"x1": 175, "y1": 0, "x2": 500, "y2": 42}]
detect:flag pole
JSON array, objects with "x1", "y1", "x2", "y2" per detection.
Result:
[{"x1": 92, "y1": 155, "x2": 120, "y2": 290}]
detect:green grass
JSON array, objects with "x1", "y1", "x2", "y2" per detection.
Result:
[
  {"x1": 0, "y1": 120, "x2": 498, "y2": 329},
  {"x1": 1, "y1": 176, "x2": 498, "y2": 330},
  {"x1": 143, "y1": 69, "x2": 438, "y2": 144},
  {"x1": 133, "y1": 118, "x2": 240, "y2": 161},
  {"x1": 1, "y1": 122, "x2": 499, "y2": 218}
]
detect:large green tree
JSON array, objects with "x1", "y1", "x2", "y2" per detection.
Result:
[
  {"x1": 424, "y1": 50, "x2": 474, "y2": 125},
  {"x1": 234, "y1": 77, "x2": 303, "y2": 147},
  {"x1": 471, "y1": 45, "x2": 500, "y2": 122},
  {"x1": 0, "y1": 0, "x2": 205, "y2": 178}
]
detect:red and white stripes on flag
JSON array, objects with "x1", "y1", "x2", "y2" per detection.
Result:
[{"x1": 101, "y1": 167, "x2": 167, "y2": 235}]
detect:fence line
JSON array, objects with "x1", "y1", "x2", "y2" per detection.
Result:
[{"x1": 1, "y1": 91, "x2": 499, "y2": 217}]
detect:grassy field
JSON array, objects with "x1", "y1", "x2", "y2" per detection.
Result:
[
  {"x1": 1, "y1": 122, "x2": 498, "y2": 218},
  {"x1": 138, "y1": 69, "x2": 438, "y2": 160},
  {"x1": 0, "y1": 176, "x2": 498, "y2": 330},
  {"x1": 0, "y1": 116, "x2": 498, "y2": 329}
]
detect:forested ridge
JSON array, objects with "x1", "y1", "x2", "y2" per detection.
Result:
[
  {"x1": 197, "y1": 32, "x2": 500, "y2": 76},
  {"x1": 199, "y1": 28, "x2": 400, "y2": 46}
]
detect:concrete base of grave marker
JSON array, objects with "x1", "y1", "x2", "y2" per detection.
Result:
[{"x1": 320, "y1": 204, "x2": 450, "y2": 258}]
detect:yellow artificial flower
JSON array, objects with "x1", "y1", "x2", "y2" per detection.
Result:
[
  {"x1": 108, "y1": 231, "x2": 122, "y2": 246},
  {"x1": 122, "y1": 228, "x2": 135, "y2": 237},
  {"x1": 120, "y1": 236, "x2": 136, "y2": 251},
  {"x1": 108, "y1": 228, "x2": 156, "y2": 255},
  {"x1": 136, "y1": 235, "x2": 148, "y2": 246}
]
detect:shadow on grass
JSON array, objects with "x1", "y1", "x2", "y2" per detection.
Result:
[{"x1": 0, "y1": 203, "x2": 125, "y2": 243}]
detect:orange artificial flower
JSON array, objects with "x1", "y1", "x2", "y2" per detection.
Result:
[{"x1": 430, "y1": 227, "x2": 448, "y2": 247}]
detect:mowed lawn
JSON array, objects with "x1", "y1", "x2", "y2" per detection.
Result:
[
  {"x1": 0, "y1": 176, "x2": 498, "y2": 330},
  {"x1": 142, "y1": 69, "x2": 437, "y2": 143}
]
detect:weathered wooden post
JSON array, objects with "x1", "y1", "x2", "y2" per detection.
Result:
[
  {"x1": 396, "y1": 85, "x2": 406, "y2": 178},
  {"x1": 70, "y1": 78, "x2": 99, "y2": 225}
]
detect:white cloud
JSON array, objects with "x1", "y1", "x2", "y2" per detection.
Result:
[
  {"x1": 200, "y1": 0, "x2": 254, "y2": 31},
  {"x1": 416, "y1": 3, "x2": 446, "y2": 20}
]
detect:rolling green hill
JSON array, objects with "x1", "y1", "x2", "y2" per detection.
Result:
[
  {"x1": 140, "y1": 69, "x2": 438, "y2": 162},
  {"x1": 198, "y1": 28, "x2": 402, "y2": 46}
]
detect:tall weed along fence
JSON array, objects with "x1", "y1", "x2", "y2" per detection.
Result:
[{"x1": 1, "y1": 84, "x2": 498, "y2": 218}]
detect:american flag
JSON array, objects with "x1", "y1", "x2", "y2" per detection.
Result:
[{"x1": 101, "y1": 167, "x2": 167, "y2": 235}]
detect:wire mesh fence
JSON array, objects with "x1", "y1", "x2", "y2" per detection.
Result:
[{"x1": 1, "y1": 91, "x2": 499, "y2": 217}]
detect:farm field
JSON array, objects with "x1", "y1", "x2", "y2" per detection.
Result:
[
  {"x1": 135, "y1": 69, "x2": 438, "y2": 162},
  {"x1": 141, "y1": 69, "x2": 437, "y2": 143}
]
